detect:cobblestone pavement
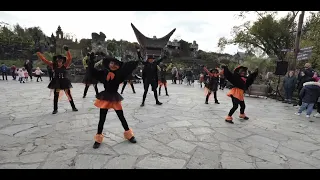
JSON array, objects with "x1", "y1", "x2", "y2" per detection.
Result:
[{"x1": 1, "y1": 77, "x2": 320, "y2": 169}]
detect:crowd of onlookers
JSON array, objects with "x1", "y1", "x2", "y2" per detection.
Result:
[
  {"x1": 0, "y1": 60, "x2": 45, "y2": 83},
  {"x1": 282, "y1": 63, "x2": 320, "y2": 119}
]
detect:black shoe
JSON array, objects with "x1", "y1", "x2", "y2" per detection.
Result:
[
  {"x1": 129, "y1": 136, "x2": 137, "y2": 143},
  {"x1": 156, "y1": 101, "x2": 163, "y2": 105},
  {"x1": 133, "y1": 92, "x2": 136, "y2": 94},
  {"x1": 205, "y1": 101, "x2": 208, "y2": 104},
  {"x1": 225, "y1": 120, "x2": 234, "y2": 124},
  {"x1": 166, "y1": 94, "x2": 169, "y2": 96},
  {"x1": 93, "y1": 142, "x2": 101, "y2": 149},
  {"x1": 72, "y1": 108, "x2": 78, "y2": 112},
  {"x1": 52, "y1": 110, "x2": 58, "y2": 114},
  {"x1": 215, "y1": 101, "x2": 220, "y2": 104},
  {"x1": 242, "y1": 116, "x2": 249, "y2": 120},
  {"x1": 83, "y1": 95, "x2": 86, "y2": 98},
  {"x1": 140, "y1": 103, "x2": 144, "y2": 107}
]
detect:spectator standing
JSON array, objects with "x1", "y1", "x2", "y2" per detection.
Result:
[
  {"x1": 1, "y1": 62, "x2": 8, "y2": 80},
  {"x1": 11, "y1": 64, "x2": 17, "y2": 80}
]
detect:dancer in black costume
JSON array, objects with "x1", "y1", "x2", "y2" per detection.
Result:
[
  {"x1": 120, "y1": 73, "x2": 136, "y2": 94},
  {"x1": 37, "y1": 46, "x2": 78, "y2": 114},
  {"x1": 82, "y1": 53, "x2": 99, "y2": 98},
  {"x1": 87, "y1": 52, "x2": 140, "y2": 149},
  {"x1": 140, "y1": 54, "x2": 166, "y2": 107},
  {"x1": 203, "y1": 66, "x2": 223, "y2": 104},
  {"x1": 158, "y1": 62, "x2": 172, "y2": 96}
]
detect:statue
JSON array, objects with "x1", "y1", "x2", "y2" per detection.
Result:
[
  {"x1": 131, "y1": 23, "x2": 176, "y2": 59},
  {"x1": 91, "y1": 32, "x2": 108, "y2": 55}
]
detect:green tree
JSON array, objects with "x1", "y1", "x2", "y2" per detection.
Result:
[
  {"x1": 300, "y1": 12, "x2": 320, "y2": 70},
  {"x1": 217, "y1": 11, "x2": 299, "y2": 61}
]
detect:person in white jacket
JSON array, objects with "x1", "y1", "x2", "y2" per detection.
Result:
[
  {"x1": 33, "y1": 67, "x2": 44, "y2": 82},
  {"x1": 18, "y1": 68, "x2": 25, "y2": 83}
]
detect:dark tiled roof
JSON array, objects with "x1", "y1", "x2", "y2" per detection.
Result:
[{"x1": 131, "y1": 23, "x2": 176, "y2": 49}]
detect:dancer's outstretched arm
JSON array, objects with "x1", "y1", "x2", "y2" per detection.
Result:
[
  {"x1": 87, "y1": 53, "x2": 106, "y2": 83},
  {"x1": 64, "y1": 46, "x2": 72, "y2": 68},
  {"x1": 36, "y1": 52, "x2": 53, "y2": 66},
  {"x1": 246, "y1": 68, "x2": 259, "y2": 88},
  {"x1": 118, "y1": 60, "x2": 140, "y2": 83}
]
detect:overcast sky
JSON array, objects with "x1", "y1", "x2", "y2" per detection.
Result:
[{"x1": 0, "y1": 11, "x2": 313, "y2": 55}]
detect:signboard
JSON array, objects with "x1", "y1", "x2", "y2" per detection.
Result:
[{"x1": 297, "y1": 46, "x2": 313, "y2": 61}]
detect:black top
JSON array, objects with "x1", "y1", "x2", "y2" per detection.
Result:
[
  {"x1": 89, "y1": 58, "x2": 139, "y2": 93},
  {"x1": 223, "y1": 66, "x2": 258, "y2": 90},
  {"x1": 141, "y1": 57, "x2": 163, "y2": 80},
  {"x1": 53, "y1": 66, "x2": 67, "y2": 79}
]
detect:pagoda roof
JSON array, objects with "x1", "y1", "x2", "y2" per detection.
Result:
[{"x1": 131, "y1": 23, "x2": 176, "y2": 49}]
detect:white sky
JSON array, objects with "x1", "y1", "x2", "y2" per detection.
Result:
[{"x1": 0, "y1": 11, "x2": 314, "y2": 55}]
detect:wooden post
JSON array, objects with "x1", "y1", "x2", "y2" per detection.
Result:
[{"x1": 292, "y1": 11, "x2": 305, "y2": 70}]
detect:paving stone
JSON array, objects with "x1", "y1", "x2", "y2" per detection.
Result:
[
  {"x1": 0, "y1": 163, "x2": 40, "y2": 169},
  {"x1": 104, "y1": 155, "x2": 137, "y2": 169},
  {"x1": 186, "y1": 148, "x2": 220, "y2": 169},
  {"x1": 280, "y1": 140, "x2": 320, "y2": 153},
  {"x1": 112, "y1": 143, "x2": 150, "y2": 156},
  {"x1": 167, "y1": 139, "x2": 196, "y2": 154},
  {"x1": 167, "y1": 121, "x2": 192, "y2": 128},
  {"x1": 255, "y1": 161, "x2": 285, "y2": 169},
  {"x1": 42, "y1": 149, "x2": 78, "y2": 169},
  {"x1": 189, "y1": 127, "x2": 214, "y2": 135},
  {"x1": 248, "y1": 148, "x2": 287, "y2": 165},
  {"x1": 221, "y1": 155, "x2": 255, "y2": 169},
  {"x1": 276, "y1": 145, "x2": 320, "y2": 168},
  {"x1": 220, "y1": 142, "x2": 245, "y2": 153},
  {"x1": 75, "y1": 154, "x2": 113, "y2": 169},
  {"x1": 19, "y1": 152, "x2": 49, "y2": 163},
  {"x1": 136, "y1": 155, "x2": 186, "y2": 169},
  {"x1": 2, "y1": 79, "x2": 320, "y2": 169},
  {"x1": 139, "y1": 138, "x2": 176, "y2": 156},
  {"x1": 0, "y1": 124, "x2": 35, "y2": 136}
]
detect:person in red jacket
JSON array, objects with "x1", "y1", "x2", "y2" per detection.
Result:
[{"x1": 11, "y1": 64, "x2": 17, "y2": 80}]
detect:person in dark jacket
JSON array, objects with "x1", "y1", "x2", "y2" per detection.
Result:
[
  {"x1": 295, "y1": 71, "x2": 313, "y2": 106},
  {"x1": 283, "y1": 70, "x2": 297, "y2": 104},
  {"x1": 138, "y1": 50, "x2": 166, "y2": 107},
  {"x1": 47, "y1": 65, "x2": 53, "y2": 81},
  {"x1": 1, "y1": 63, "x2": 8, "y2": 80},
  {"x1": 11, "y1": 64, "x2": 16, "y2": 80},
  {"x1": 296, "y1": 81, "x2": 320, "y2": 118},
  {"x1": 303, "y1": 63, "x2": 315, "y2": 78},
  {"x1": 24, "y1": 60, "x2": 33, "y2": 80}
]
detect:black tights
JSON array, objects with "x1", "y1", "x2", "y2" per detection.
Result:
[
  {"x1": 54, "y1": 89, "x2": 76, "y2": 110},
  {"x1": 97, "y1": 109, "x2": 129, "y2": 134},
  {"x1": 228, "y1": 96, "x2": 246, "y2": 116},
  {"x1": 142, "y1": 81, "x2": 159, "y2": 103},
  {"x1": 158, "y1": 85, "x2": 168, "y2": 95},
  {"x1": 206, "y1": 91, "x2": 218, "y2": 103},
  {"x1": 83, "y1": 84, "x2": 99, "y2": 97},
  {"x1": 36, "y1": 75, "x2": 42, "y2": 82},
  {"x1": 121, "y1": 81, "x2": 135, "y2": 94},
  {"x1": 142, "y1": 89, "x2": 159, "y2": 104}
]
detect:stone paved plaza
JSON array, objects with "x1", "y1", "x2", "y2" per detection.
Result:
[{"x1": 1, "y1": 77, "x2": 320, "y2": 169}]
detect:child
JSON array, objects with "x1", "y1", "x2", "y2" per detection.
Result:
[
  {"x1": 295, "y1": 81, "x2": 320, "y2": 119},
  {"x1": 18, "y1": 68, "x2": 25, "y2": 83},
  {"x1": 23, "y1": 68, "x2": 29, "y2": 81},
  {"x1": 33, "y1": 67, "x2": 44, "y2": 82},
  {"x1": 199, "y1": 73, "x2": 204, "y2": 88}
]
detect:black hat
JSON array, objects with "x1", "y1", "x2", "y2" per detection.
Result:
[
  {"x1": 234, "y1": 65, "x2": 248, "y2": 74},
  {"x1": 102, "y1": 55, "x2": 123, "y2": 68},
  {"x1": 53, "y1": 55, "x2": 66, "y2": 63}
]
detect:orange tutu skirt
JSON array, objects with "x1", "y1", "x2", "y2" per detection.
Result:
[
  {"x1": 227, "y1": 87, "x2": 244, "y2": 101},
  {"x1": 94, "y1": 99, "x2": 123, "y2": 110}
]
